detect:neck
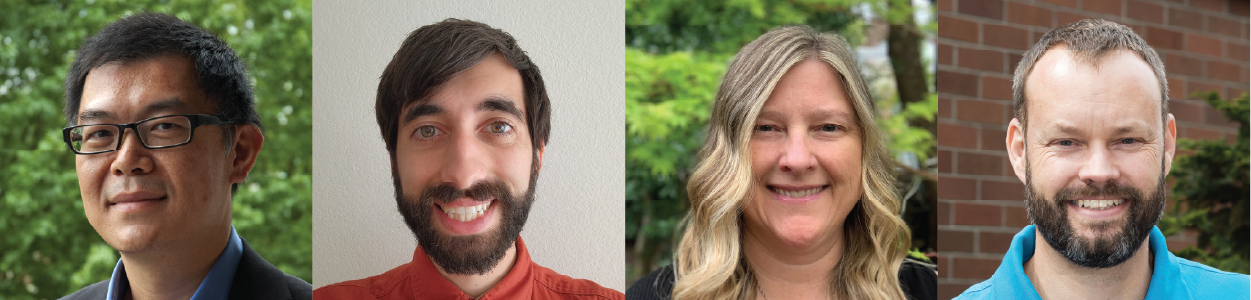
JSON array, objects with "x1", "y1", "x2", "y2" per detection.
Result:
[
  {"x1": 742, "y1": 227, "x2": 843, "y2": 300},
  {"x1": 433, "y1": 243, "x2": 518, "y2": 298},
  {"x1": 1024, "y1": 231, "x2": 1153, "y2": 300},
  {"x1": 119, "y1": 225, "x2": 231, "y2": 300}
]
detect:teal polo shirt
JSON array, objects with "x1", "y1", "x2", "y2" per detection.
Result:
[{"x1": 956, "y1": 225, "x2": 1249, "y2": 300}]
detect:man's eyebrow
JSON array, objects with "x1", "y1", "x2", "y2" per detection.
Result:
[
  {"x1": 78, "y1": 97, "x2": 186, "y2": 124},
  {"x1": 402, "y1": 103, "x2": 446, "y2": 124},
  {"x1": 478, "y1": 95, "x2": 523, "y2": 119}
]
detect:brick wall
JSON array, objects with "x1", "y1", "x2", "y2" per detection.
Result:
[{"x1": 935, "y1": 0, "x2": 1248, "y2": 298}]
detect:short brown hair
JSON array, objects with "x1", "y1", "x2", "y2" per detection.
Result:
[
  {"x1": 375, "y1": 19, "x2": 550, "y2": 157},
  {"x1": 1012, "y1": 19, "x2": 1168, "y2": 132}
]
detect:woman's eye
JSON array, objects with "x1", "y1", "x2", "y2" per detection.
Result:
[
  {"x1": 820, "y1": 124, "x2": 840, "y2": 132},
  {"x1": 488, "y1": 122, "x2": 513, "y2": 134},
  {"x1": 756, "y1": 125, "x2": 776, "y2": 132},
  {"x1": 416, "y1": 126, "x2": 441, "y2": 139}
]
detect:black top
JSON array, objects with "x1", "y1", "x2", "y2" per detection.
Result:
[
  {"x1": 59, "y1": 237, "x2": 312, "y2": 300},
  {"x1": 626, "y1": 257, "x2": 937, "y2": 300}
]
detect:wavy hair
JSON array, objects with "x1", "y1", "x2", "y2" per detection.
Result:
[{"x1": 672, "y1": 25, "x2": 911, "y2": 300}]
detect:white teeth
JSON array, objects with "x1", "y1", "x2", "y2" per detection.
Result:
[
  {"x1": 772, "y1": 187, "x2": 823, "y2": 198},
  {"x1": 1073, "y1": 199, "x2": 1125, "y2": 210},
  {"x1": 442, "y1": 202, "x2": 492, "y2": 222}
]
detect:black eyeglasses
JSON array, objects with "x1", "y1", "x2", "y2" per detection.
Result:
[{"x1": 63, "y1": 114, "x2": 235, "y2": 155}]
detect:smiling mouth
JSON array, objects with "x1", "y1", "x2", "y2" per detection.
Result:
[
  {"x1": 1070, "y1": 199, "x2": 1126, "y2": 210},
  {"x1": 436, "y1": 201, "x2": 492, "y2": 222},
  {"x1": 769, "y1": 186, "x2": 827, "y2": 198}
]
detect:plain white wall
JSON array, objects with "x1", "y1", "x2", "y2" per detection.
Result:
[{"x1": 311, "y1": 0, "x2": 624, "y2": 291}]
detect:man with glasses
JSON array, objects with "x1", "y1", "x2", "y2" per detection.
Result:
[{"x1": 59, "y1": 13, "x2": 311, "y2": 300}]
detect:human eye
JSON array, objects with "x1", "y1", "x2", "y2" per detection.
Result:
[
  {"x1": 820, "y1": 124, "x2": 841, "y2": 132},
  {"x1": 151, "y1": 122, "x2": 180, "y2": 131},
  {"x1": 1051, "y1": 139, "x2": 1078, "y2": 148},
  {"x1": 756, "y1": 124, "x2": 778, "y2": 132},
  {"x1": 414, "y1": 125, "x2": 443, "y2": 140},
  {"x1": 86, "y1": 127, "x2": 115, "y2": 140},
  {"x1": 486, "y1": 121, "x2": 513, "y2": 134}
]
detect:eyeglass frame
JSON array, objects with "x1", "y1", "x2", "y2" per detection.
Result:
[{"x1": 62, "y1": 114, "x2": 237, "y2": 155}]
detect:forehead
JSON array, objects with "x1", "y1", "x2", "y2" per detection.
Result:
[
  {"x1": 411, "y1": 53, "x2": 525, "y2": 113},
  {"x1": 760, "y1": 59, "x2": 853, "y2": 116},
  {"x1": 1024, "y1": 49, "x2": 1162, "y2": 130},
  {"x1": 79, "y1": 55, "x2": 211, "y2": 120}
]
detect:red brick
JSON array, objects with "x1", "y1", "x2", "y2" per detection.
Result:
[
  {"x1": 1203, "y1": 104, "x2": 1239, "y2": 127},
  {"x1": 939, "y1": 284, "x2": 971, "y2": 299},
  {"x1": 1191, "y1": 0, "x2": 1226, "y2": 12},
  {"x1": 1170, "y1": 100, "x2": 1204, "y2": 123},
  {"x1": 938, "y1": 70, "x2": 979, "y2": 97},
  {"x1": 1056, "y1": 11, "x2": 1094, "y2": 28},
  {"x1": 1081, "y1": 0, "x2": 1122, "y2": 16},
  {"x1": 1234, "y1": 1, "x2": 1249, "y2": 17},
  {"x1": 1227, "y1": 87, "x2": 1249, "y2": 99},
  {"x1": 1188, "y1": 81, "x2": 1223, "y2": 99},
  {"x1": 1207, "y1": 16, "x2": 1243, "y2": 38},
  {"x1": 939, "y1": 15, "x2": 980, "y2": 43},
  {"x1": 958, "y1": 0, "x2": 1003, "y2": 20},
  {"x1": 1008, "y1": 2, "x2": 1053, "y2": 28},
  {"x1": 939, "y1": 96, "x2": 952, "y2": 119},
  {"x1": 1227, "y1": 42, "x2": 1249, "y2": 62},
  {"x1": 1127, "y1": 0, "x2": 1164, "y2": 23},
  {"x1": 1169, "y1": 8, "x2": 1204, "y2": 31},
  {"x1": 938, "y1": 42, "x2": 953, "y2": 66},
  {"x1": 982, "y1": 179, "x2": 1024, "y2": 201},
  {"x1": 957, "y1": 100, "x2": 1006, "y2": 124},
  {"x1": 939, "y1": 123, "x2": 978, "y2": 149},
  {"x1": 981, "y1": 76, "x2": 1013, "y2": 101},
  {"x1": 1168, "y1": 77, "x2": 1187, "y2": 100},
  {"x1": 1185, "y1": 127, "x2": 1223, "y2": 141},
  {"x1": 1207, "y1": 61, "x2": 1242, "y2": 83},
  {"x1": 939, "y1": 176, "x2": 977, "y2": 200},
  {"x1": 1009, "y1": 53, "x2": 1024, "y2": 72},
  {"x1": 958, "y1": 152, "x2": 1005, "y2": 176},
  {"x1": 958, "y1": 47, "x2": 1005, "y2": 72},
  {"x1": 937, "y1": 0, "x2": 953, "y2": 12},
  {"x1": 984, "y1": 24, "x2": 1029, "y2": 50},
  {"x1": 955, "y1": 202, "x2": 1003, "y2": 226},
  {"x1": 1146, "y1": 26, "x2": 1184, "y2": 50},
  {"x1": 940, "y1": 229, "x2": 975, "y2": 252},
  {"x1": 952, "y1": 257, "x2": 1001, "y2": 278},
  {"x1": 1005, "y1": 206, "x2": 1032, "y2": 227},
  {"x1": 1187, "y1": 34, "x2": 1223, "y2": 57},
  {"x1": 981, "y1": 127, "x2": 1007, "y2": 151},
  {"x1": 939, "y1": 149, "x2": 952, "y2": 173},
  {"x1": 939, "y1": 201, "x2": 952, "y2": 225},
  {"x1": 1038, "y1": 0, "x2": 1078, "y2": 8},
  {"x1": 979, "y1": 231, "x2": 1016, "y2": 254},
  {"x1": 1166, "y1": 54, "x2": 1203, "y2": 76}
]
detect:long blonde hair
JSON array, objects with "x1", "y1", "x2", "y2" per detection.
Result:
[{"x1": 672, "y1": 25, "x2": 911, "y2": 300}]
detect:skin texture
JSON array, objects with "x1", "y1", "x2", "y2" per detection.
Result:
[
  {"x1": 742, "y1": 60, "x2": 862, "y2": 299},
  {"x1": 393, "y1": 53, "x2": 544, "y2": 297},
  {"x1": 76, "y1": 55, "x2": 263, "y2": 300},
  {"x1": 1006, "y1": 48, "x2": 1176, "y2": 300}
]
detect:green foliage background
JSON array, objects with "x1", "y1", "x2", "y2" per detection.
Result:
[
  {"x1": 0, "y1": 0, "x2": 312, "y2": 298},
  {"x1": 1159, "y1": 92, "x2": 1249, "y2": 275},
  {"x1": 625, "y1": 0, "x2": 937, "y2": 284}
]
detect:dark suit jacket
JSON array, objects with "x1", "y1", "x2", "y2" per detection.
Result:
[{"x1": 59, "y1": 237, "x2": 311, "y2": 300}]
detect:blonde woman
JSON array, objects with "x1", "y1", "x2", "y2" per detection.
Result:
[{"x1": 626, "y1": 26, "x2": 936, "y2": 300}]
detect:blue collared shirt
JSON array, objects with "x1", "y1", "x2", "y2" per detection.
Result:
[
  {"x1": 956, "y1": 225, "x2": 1250, "y2": 300},
  {"x1": 105, "y1": 226, "x2": 244, "y2": 300}
]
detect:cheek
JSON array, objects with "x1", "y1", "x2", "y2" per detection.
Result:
[
  {"x1": 498, "y1": 146, "x2": 535, "y2": 191},
  {"x1": 749, "y1": 141, "x2": 782, "y2": 179},
  {"x1": 395, "y1": 150, "x2": 436, "y2": 194}
]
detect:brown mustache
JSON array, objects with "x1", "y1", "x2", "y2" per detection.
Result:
[
  {"x1": 419, "y1": 178, "x2": 512, "y2": 204},
  {"x1": 1053, "y1": 180, "x2": 1143, "y2": 203}
]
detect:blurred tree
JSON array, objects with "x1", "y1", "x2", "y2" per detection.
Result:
[
  {"x1": 1159, "y1": 92, "x2": 1249, "y2": 274},
  {"x1": 625, "y1": 0, "x2": 936, "y2": 284},
  {"x1": 0, "y1": 0, "x2": 312, "y2": 298}
]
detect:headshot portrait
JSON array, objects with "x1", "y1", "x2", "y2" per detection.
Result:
[
  {"x1": 935, "y1": 1, "x2": 1250, "y2": 299},
  {"x1": 310, "y1": 0, "x2": 624, "y2": 298},
  {"x1": 0, "y1": 2, "x2": 312, "y2": 300},
  {"x1": 623, "y1": 1, "x2": 940, "y2": 299}
]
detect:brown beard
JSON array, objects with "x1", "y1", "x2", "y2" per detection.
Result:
[
  {"x1": 1024, "y1": 160, "x2": 1166, "y2": 269},
  {"x1": 393, "y1": 154, "x2": 539, "y2": 275}
]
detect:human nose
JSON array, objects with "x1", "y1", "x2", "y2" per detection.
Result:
[
  {"x1": 778, "y1": 132, "x2": 817, "y2": 174},
  {"x1": 1077, "y1": 145, "x2": 1120, "y2": 188},
  {"x1": 110, "y1": 128, "x2": 154, "y2": 176},
  {"x1": 439, "y1": 129, "x2": 490, "y2": 190}
]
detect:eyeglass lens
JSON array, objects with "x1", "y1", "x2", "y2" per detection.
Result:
[{"x1": 69, "y1": 115, "x2": 194, "y2": 152}]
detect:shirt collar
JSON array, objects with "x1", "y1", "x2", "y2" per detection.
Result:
[
  {"x1": 410, "y1": 236, "x2": 535, "y2": 300},
  {"x1": 991, "y1": 225, "x2": 1176, "y2": 299},
  {"x1": 105, "y1": 226, "x2": 244, "y2": 300}
]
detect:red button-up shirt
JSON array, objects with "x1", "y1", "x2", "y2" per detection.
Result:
[{"x1": 314, "y1": 237, "x2": 623, "y2": 300}]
